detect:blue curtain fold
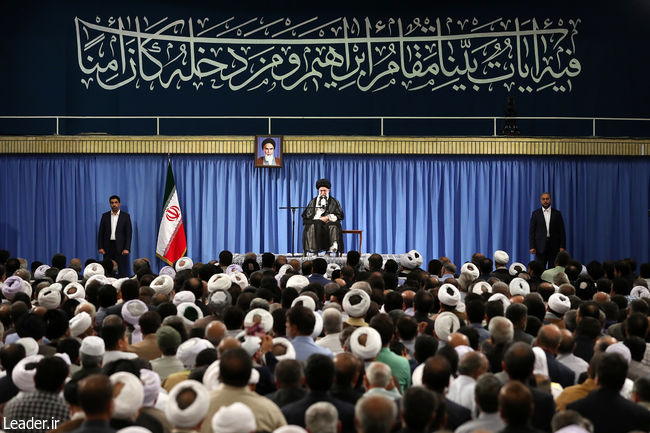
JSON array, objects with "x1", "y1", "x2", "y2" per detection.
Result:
[{"x1": 1, "y1": 154, "x2": 648, "y2": 269}]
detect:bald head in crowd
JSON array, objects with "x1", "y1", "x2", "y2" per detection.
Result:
[{"x1": 205, "y1": 321, "x2": 226, "y2": 346}]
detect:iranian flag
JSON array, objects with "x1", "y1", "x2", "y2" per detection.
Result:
[{"x1": 156, "y1": 162, "x2": 187, "y2": 265}]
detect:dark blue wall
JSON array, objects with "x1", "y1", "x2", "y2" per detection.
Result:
[{"x1": 2, "y1": 0, "x2": 650, "y2": 135}]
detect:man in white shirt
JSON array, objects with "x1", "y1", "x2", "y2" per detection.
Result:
[
  {"x1": 529, "y1": 192, "x2": 566, "y2": 269},
  {"x1": 447, "y1": 351, "x2": 488, "y2": 415},
  {"x1": 97, "y1": 195, "x2": 132, "y2": 277}
]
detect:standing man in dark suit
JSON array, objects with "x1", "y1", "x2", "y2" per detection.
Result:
[
  {"x1": 98, "y1": 195, "x2": 132, "y2": 277},
  {"x1": 529, "y1": 192, "x2": 566, "y2": 269}
]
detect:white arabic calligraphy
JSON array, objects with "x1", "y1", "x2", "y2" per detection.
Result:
[{"x1": 75, "y1": 15, "x2": 581, "y2": 92}]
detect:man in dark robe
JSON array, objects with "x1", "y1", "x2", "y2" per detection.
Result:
[{"x1": 302, "y1": 179, "x2": 344, "y2": 254}]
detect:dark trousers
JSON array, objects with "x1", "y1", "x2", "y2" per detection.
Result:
[
  {"x1": 104, "y1": 240, "x2": 131, "y2": 277},
  {"x1": 536, "y1": 238, "x2": 559, "y2": 269},
  {"x1": 303, "y1": 221, "x2": 340, "y2": 252}
]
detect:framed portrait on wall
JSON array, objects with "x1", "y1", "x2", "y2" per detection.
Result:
[{"x1": 255, "y1": 135, "x2": 283, "y2": 168}]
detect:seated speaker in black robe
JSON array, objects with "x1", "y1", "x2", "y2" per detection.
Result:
[{"x1": 302, "y1": 178, "x2": 344, "y2": 254}]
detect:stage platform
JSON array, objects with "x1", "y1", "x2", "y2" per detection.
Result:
[{"x1": 232, "y1": 253, "x2": 402, "y2": 267}]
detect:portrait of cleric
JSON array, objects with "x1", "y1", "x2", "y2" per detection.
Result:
[
  {"x1": 255, "y1": 136, "x2": 282, "y2": 167},
  {"x1": 302, "y1": 178, "x2": 344, "y2": 255}
]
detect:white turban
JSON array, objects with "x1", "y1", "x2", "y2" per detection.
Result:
[
  {"x1": 38, "y1": 286, "x2": 61, "y2": 309},
  {"x1": 175, "y1": 257, "x2": 194, "y2": 272},
  {"x1": 455, "y1": 345, "x2": 474, "y2": 359},
  {"x1": 350, "y1": 327, "x2": 382, "y2": 361},
  {"x1": 488, "y1": 293, "x2": 511, "y2": 310},
  {"x1": 272, "y1": 337, "x2": 296, "y2": 361},
  {"x1": 16, "y1": 337, "x2": 39, "y2": 356},
  {"x1": 165, "y1": 379, "x2": 210, "y2": 428},
  {"x1": 532, "y1": 346, "x2": 549, "y2": 376},
  {"x1": 631, "y1": 286, "x2": 650, "y2": 299},
  {"x1": 509, "y1": 262, "x2": 527, "y2": 276},
  {"x1": 343, "y1": 289, "x2": 370, "y2": 318},
  {"x1": 225, "y1": 264, "x2": 243, "y2": 275},
  {"x1": 273, "y1": 427, "x2": 308, "y2": 433},
  {"x1": 113, "y1": 278, "x2": 130, "y2": 291},
  {"x1": 56, "y1": 268, "x2": 79, "y2": 283},
  {"x1": 411, "y1": 363, "x2": 425, "y2": 387},
  {"x1": 110, "y1": 372, "x2": 144, "y2": 420},
  {"x1": 493, "y1": 250, "x2": 509, "y2": 265},
  {"x1": 207, "y1": 273, "x2": 232, "y2": 292},
  {"x1": 80, "y1": 336, "x2": 105, "y2": 356},
  {"x1": 548, "y1": 293, "x2": 571, "y2": 315},
  {"x1": 509, "y1": 278, "x2": 530, "y2": 297},
  {"x1": 56, "y1": 352, "x2": 71, "y2": 365},
  {"x1": 12, "y1": 354, "x2": 44, "y2": 392},
  {"x1": 21, "y1": 279, "x2": 32, "y2": 299},
  {"x1": 70, "y1": 312, "x2": 93, "y2": 338},
  {"x1": 166, "y1": 380, "x2": 210, "y2": 428},
  {"x1": 177, "y1": 302, "x2": 204, "y2": 327},
  {"x1": 244, "y1": 308, "x2": 274, "y2": 333},
  {"x1": 83, "y1": 263, "x2": 105, "y2": 279},
  {"x1": 203, "y1": 360, "x2": 259, "y2": 391},
  {"x1": 173, "y1": 291, "x2": 196, "y2": 306},
  {"x1": 471, "y1": 281, "x2": 492, "y2": 295},
  {"x1": 460, "y1": 262, "x2": 480, "y2": 279},
  {"x1": 276, "y1": 264, "x2": 294, "y2": 284},
  {"x1": 434, "y1": 312, "x2": 461, "y2": 342},
  {"x1": 151, "y1": 275, "x2": 174, "y2": 295},
  {"x1": 438, "y1": 284, "x2": 460, "y2": 307},
  {"x1": 140, "y1": 368, "x2": 161, "y2": 407},
  {"x1": 64, "y1": 282, "x2": 86, "y2": 300},
  {"x1": 116, "y1": 428, "x2": 152, "y2": 433},
  {"x1": 2, "y1": 276, "x2": 24, "y2": 300},
  {"x1": 286, "y1": 275, "x2": 310, "y2": 292},
  {"x1": 240, "y1": 335, "x2": 261, "y2": 357},
  {"x1": 159, "y1": 266, "x2": 176, "y2": 278},
  {"x1": 86, "y1": 274, "x2": 107, "y2": 287},
  {"x1": 203, "y1": 360, "x2": 222, "y2": 391},
  {"x1": 291, "y1": 295, "x2": 316, "y2": 312},
  {"x1": 229, "y1": 272, "x2": 249, "y2": 290},
  {"x1": 122, "y1": 300, "x2": 148, "y2": 343},
  {"x1": 34, "y1": 264, "x2": 51, "y2": 280},
  {"x1": 326, "y1": 263, "x2": 341, "y2": 280},
  {"x1": 311, "y1": 311, "x2": 323, "y2": 339},
  {"x1": 211, "y1": 402, "x2": 257, "y2": 433},
  {"x1": 401, "y1": 250, "x2": 423, "y2": 270},
  {"x1": 606, "y1": 342, "x2": 632, "y2": 364},
  {"x1": 208, "y1": 289, "x2": 232, "y2": 310},
  {"x1": 177, "y1": 338, "x2": 214, "y2": 369}
]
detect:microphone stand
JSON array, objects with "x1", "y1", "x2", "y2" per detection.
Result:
[{"x1": 279, "y1": 203, "x2": 325, "y2": 257}]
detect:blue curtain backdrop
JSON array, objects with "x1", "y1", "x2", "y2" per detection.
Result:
[{"x1": 1, "y1": 154, "x2": 648, "y2": 270}]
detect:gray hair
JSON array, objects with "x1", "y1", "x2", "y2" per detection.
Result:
[
  {"x1": 75, "y1": 302, "x2": 97, "y2": 319},
  {"x1": 322, "y1": 308, "x2": 342, "y2": 335},
  {"x1": 14, "y1": 268, "x2": 31, "y2": 281},
  {"x1": 553, "y1": 272, "x2": 570, "y2": 286},
  {"x1": 80, "y1": 353, "x2": 103, "y2": 369},
  {"x1": 306, "y1": 402, "x2": 339, "y2": 433},
  {"x1": 551, "y1": 409, "x2": 594, "y2": 433},
  {"x1": 488, "y1": 316, "x2": 514, "y2": 345},
  {"x1": 458, "y1": 352, "x2": 487, "y2": 376},
  {"x1": 350, "y1": 281, "x2": 372, "y2": 295},
  {"x1": 354, "y1": 395, "x2": 397, "y2": 433},
  {"x1": 366, "y1": 362, "x2": 392, "y2": 388}
]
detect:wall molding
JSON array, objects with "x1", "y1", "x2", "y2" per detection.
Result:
[{"x1": 0, "y1": 135, "x2": 647, "y2": 156}]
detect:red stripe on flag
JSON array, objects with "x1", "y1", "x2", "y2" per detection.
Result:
[{"x1": 163, "y1": 222, "x2": 187, "y2": 263}]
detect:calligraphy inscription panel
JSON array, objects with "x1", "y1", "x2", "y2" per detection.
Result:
[{"x1": 76, "y1": 15, "x2": 581, "y2": 94}]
